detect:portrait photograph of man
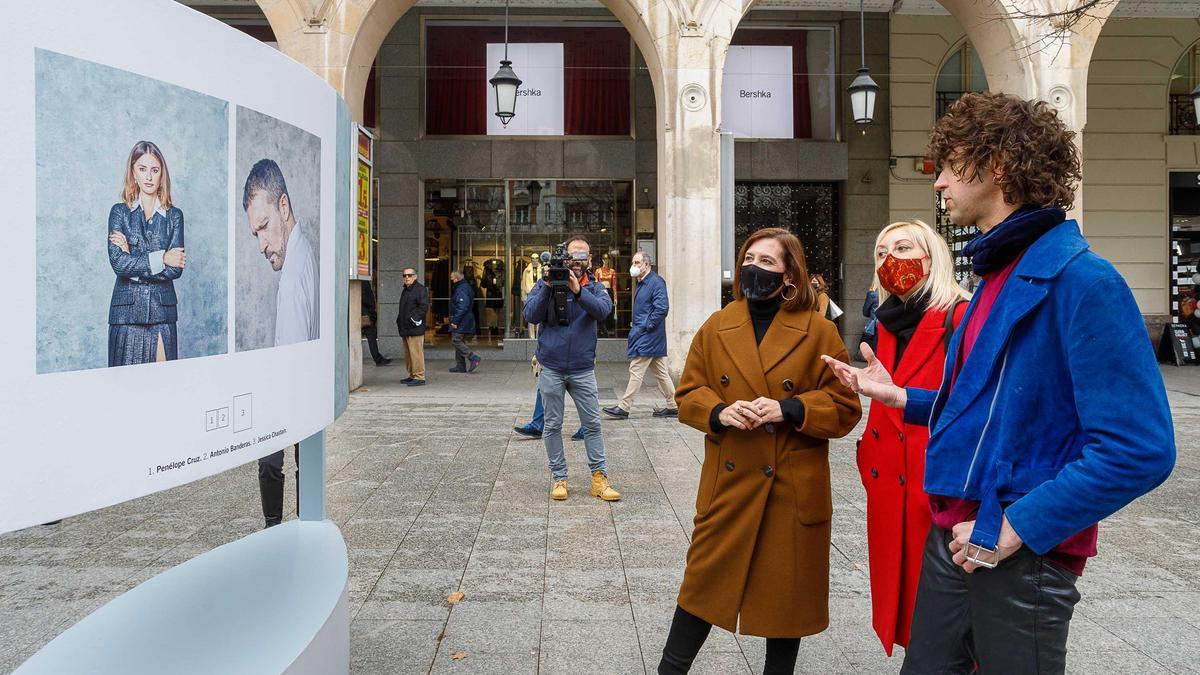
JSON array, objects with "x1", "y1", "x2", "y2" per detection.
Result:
[{"x1": 234, "y1": 106, "x2": 321, "y2": 351}]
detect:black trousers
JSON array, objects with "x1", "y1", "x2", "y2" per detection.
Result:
[
  {"x1": 900, "y1": 526, "x2": 1081, "y2": 674},
  {"x1": 365, "y1": 333, "x2": 385, "y2": 363},
  {"x1": 658, "y1": 605, "x2": 801, "y2": 674},
  {"x1": 258, "y1": 444, "x2": 299, "y2": 528}
]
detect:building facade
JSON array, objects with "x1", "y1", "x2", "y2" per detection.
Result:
[{"x1": 183, "y1": 0, "x2": 1200, "y2": 389}]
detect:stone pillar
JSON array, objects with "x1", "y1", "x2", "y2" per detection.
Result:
[
  {"x1": 261, "y1": 0, "x2": 751, "y2": 378},
  {"x1": 258, "y1": 0, "x2": 419, "y2": 390},
  {"x1": 938, "y1": 0, "x2": 1116, "y2": 221},
  {"x1": 630, "y1": 1, "x2": 750, "y2": 375}
]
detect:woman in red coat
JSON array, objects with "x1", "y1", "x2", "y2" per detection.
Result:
[{"x1": 856, "y1": 219, "x2": 970, "y2": 656}]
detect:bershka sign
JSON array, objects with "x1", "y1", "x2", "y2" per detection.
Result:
[
  {"x1": 722, "y1": 45, "x2": 794, "y2": 139},
  {"x1": 486, "y1": 42, "x2": 564, "y2": 136}
]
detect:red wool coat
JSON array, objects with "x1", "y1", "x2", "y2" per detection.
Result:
[{"x1": 856, "y1": 301, "x2": 966, "y2": 655}]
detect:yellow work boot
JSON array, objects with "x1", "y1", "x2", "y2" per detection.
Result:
[
  {"x1": 550, "y1": 479, "x2": 569, "y2": 501},
  {"x1": 591, "y1": 471, "x2": 622, "y2": 502}
]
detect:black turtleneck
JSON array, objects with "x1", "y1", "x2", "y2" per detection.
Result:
[
  {"x1": 874, "y1": 293, "x2": 929, "y2": 369},
  {"x1": 748, "y1": 295, "x2": 782, "y2": 344},
  {"x1": 708, "y1": 296, "x2": 805, "y2": 433}
]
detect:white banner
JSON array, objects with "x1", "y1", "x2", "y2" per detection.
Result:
[
  {"x1": 722, "y1": 45, "x2": 794, "y2": 139},
  {"x1": 486, "y1": 43, "x2": 565, "y2": 136},
  {"x1": 0, "y1": 0, "x2": 341, "y2": 533}
]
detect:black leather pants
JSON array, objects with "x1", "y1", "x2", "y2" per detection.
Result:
[
  {"x1": 901, "y1": 526, "x2": 1081, "y2": 675},
  {"x1": 258, "y1": 444, "x2": 300, "y2": 528}
]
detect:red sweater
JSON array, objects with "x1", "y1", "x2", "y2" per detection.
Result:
[{"x1": 930, "y1": 254, "x2": 1097, "y2": 575}]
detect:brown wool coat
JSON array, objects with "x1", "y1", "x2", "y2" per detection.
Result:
[{"x1": 674, "y1": 300, "x2": 862, "y2": 638}]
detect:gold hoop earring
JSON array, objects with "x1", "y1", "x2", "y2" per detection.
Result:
[{"x1": 782, "y1": 283, "x2": 798, "y2": 302}]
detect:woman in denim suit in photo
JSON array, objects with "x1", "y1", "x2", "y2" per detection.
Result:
[{"x1": 107, "y1": 140, "x2": 187, "y2": 366}]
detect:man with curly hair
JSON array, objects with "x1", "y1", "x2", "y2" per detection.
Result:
[{"x1": 823, "y1": 92, "x2": 1175, "y2": 672}]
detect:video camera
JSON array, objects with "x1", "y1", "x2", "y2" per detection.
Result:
[{"x1": 540, "y1": 242, "x2": 586, "y2": 326}]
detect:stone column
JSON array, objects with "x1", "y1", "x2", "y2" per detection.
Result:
[
  {"x1": 631, "y1": 1, "x2": 750, "y2": 375},
  {"x1": 938, "y1": 0, "x2": 1116, "y2": 221}
]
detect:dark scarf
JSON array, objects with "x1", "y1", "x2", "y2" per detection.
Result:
[
  {"x1": 963, "y1": 206, "x2": 1066, "y2": 276},
  {"x1": 875, "y1": 293, "x2": 928, "y2": 369},
  {"x1": 747, "y1": 295, "x2": 782, "y2": 345}
]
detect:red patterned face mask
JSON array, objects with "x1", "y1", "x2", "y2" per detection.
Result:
[{"x1": 877, "y1": 254, "x2": 927, "y2": 297}]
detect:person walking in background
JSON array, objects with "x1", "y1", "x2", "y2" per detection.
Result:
[
  {"x1": 811, "y1": 273, "x2": 831, "y2": 318},
  {"x1": 242, "y1": 158, "x2": 319, "y2": 529},
  {"x1": 448, "y1": 269, "x2": 481, "y2": 374},
  {"x1": 861, "y1": 284, "x2": 879, "y2": 358},
  {"x1": 523, "y1": 236, "x2": 621, "y2": 502},
  {"x1": 361, "y1": 280, "x2": 390, "y2": 366},
  {"x1": 396, "y1": 267, "x2": 428, "y2": 386},
  {"x1": 822, "y1": 92, "x2": 1175, "y2": 674},
  {"x1": 660, "y1": 228, "x2": 861, "y2": 674},
  {"x1": 514, "y1": 357, "x2": 585, "y2": 441},
  {"x1": 604, "y1": 250, "x2": 677, "y2": 420},
  {"x1": 856, "y1": 219, "x2": 970, "y2": 657}
]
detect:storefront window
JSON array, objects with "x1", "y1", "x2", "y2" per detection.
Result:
[
  {"x1": 725, "y1": 27, "x2": 837, "y2": 140},
  {"x1": 423, "y1": 179, "x2": 635, "y2": 345}
]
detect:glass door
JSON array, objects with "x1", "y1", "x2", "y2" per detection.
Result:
[{"x1": 423, "y1": 180, "x2": 506, "y2": 347}]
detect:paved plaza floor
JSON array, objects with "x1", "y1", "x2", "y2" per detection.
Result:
[{"x1": 2, "y1": 358, "x2": 1199, "y2": 674}]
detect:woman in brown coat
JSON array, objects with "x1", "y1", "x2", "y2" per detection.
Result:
[{"x1": 659, "y1": 228, "x2": 862, "y2": 674}]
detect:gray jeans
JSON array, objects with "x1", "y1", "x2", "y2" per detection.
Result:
[
  {"x1": 538, "y1": 367, "x2": 606, "y2": 480},
  {"x1": 451, "y1": 332, "x2": 474, "y2": 368}
]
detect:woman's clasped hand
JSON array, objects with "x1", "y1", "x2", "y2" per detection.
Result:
[{"x1": 718, "y1": 397, "x2": 784, "y2": 430}]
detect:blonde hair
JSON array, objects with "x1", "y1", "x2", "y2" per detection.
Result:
[
  {"x1": 873, "y1": 220, "x2": 971, "y2": 312},
  {"x1": 122, "y1": 141, "x2": 172, "y2": 209}
]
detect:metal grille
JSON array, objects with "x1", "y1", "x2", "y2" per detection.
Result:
[
  {"x1": 1170, "y1": 94, "x2": 1199, "y2": 136},
  {"x1": 936, "y1": 91, "x2": 963, "y2": 119},
  {"x1": 733, "y1": 182, "x2": 840, "y2": 304},
  {"x1": 934, "y1": 192, "x2": 978, "y2": 291}
]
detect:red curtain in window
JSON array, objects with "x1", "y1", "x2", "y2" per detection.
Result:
[
  {"x1": 426, "y1": 26, "x2": 488, "y2": 135},
  {"x1": 564, "y1": 27, "x2": 630, "y2": 135},
  {"x1": 424, "y1": 26, "x2": 631, "y2": 136},
  {"x1": 730, "y1": 29, "x2": 812, "y2": 139}
]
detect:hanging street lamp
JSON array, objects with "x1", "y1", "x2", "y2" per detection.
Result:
[
  {"x1": 848, "y1": 0, "x2": 879, "y2": 124},
  {"x1": 489, "y1": 0, "x2": 521, "y2": 127}
]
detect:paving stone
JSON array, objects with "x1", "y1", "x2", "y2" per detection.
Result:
[{"x1": 2, "y1": 360, "x2": 1197, "y2": 673}]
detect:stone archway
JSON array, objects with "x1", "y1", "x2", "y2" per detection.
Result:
[{"x1": 259, "y1": 0, "x2": 759, "y2": 376}]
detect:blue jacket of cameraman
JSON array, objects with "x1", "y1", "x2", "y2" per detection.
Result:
[{"x1": 523, "y1": 273, "x2": 612, "y2": 373}]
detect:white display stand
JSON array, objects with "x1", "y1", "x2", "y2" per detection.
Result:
[{"x1": 1, "y1": 1, "x2": 353, "y2": 672}]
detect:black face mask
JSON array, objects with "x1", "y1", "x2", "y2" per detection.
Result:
[{"x1": 740, "y1": 264, "x2": 785, "y2": 302}]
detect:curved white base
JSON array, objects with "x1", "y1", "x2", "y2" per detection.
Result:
[{"x1": 17, "y1": 520, "x2": 349, "y2": 675}]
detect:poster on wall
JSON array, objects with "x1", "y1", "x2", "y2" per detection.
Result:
[
  {"x1": 485, "y1": 43, "x2": 565, "y2": 136},
  {"x1": 355, "y1": 126, "x2": 373, "y2": 279},
  {"x1": 0, "y1": 0, "x2": 346, "y2": 534},
  {"x1": 722, "y1": 45, "x2": 795, "y2": 139}
]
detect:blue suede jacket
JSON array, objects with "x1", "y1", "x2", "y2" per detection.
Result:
[
  {"x1": 523, "y1": 275, "x2": 612, "y2": 373},
  {"x1": 904, "y1": 219, "x2": 1175, "y2": 554}
]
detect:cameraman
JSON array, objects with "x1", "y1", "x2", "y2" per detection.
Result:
[{"x1": 523, "y1": 236, "x2": 622, "y2": 502}]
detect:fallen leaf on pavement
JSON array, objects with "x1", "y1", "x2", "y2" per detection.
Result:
[
  {"x1": 447, "y1": 591, "x2": 465, "y2": 604},
  {"x1": 452, "y1": 652, "x2": 467, "y2": 660}
]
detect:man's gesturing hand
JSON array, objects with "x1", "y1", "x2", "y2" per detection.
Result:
[{"x1": 819, "y1": 343, "x2": 906, "y2": 408}]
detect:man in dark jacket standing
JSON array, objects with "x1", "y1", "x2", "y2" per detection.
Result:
[
  {"x1": 604, "y1": 250, "x2": 677, "y2": 419},
  {"x1": 524, "y1": 236, "x2": 621, "y2": 502},
  {"x1": 449, "y1": 270, "x2": 481, "y2": 373},
  {"x1": 396, "y1": 267, "x2": 428, "y2": 386},
  {"x1": 823, "y1": 93, "x2": 1175, "y2": 674}
]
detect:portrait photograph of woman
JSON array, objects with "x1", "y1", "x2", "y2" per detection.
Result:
[
  {"x1": 106, "y1": 141, "x2": 188, "y2": 367},
  {"x1": 35, "y1": 49, "x2": 229, "y2": 374}
]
